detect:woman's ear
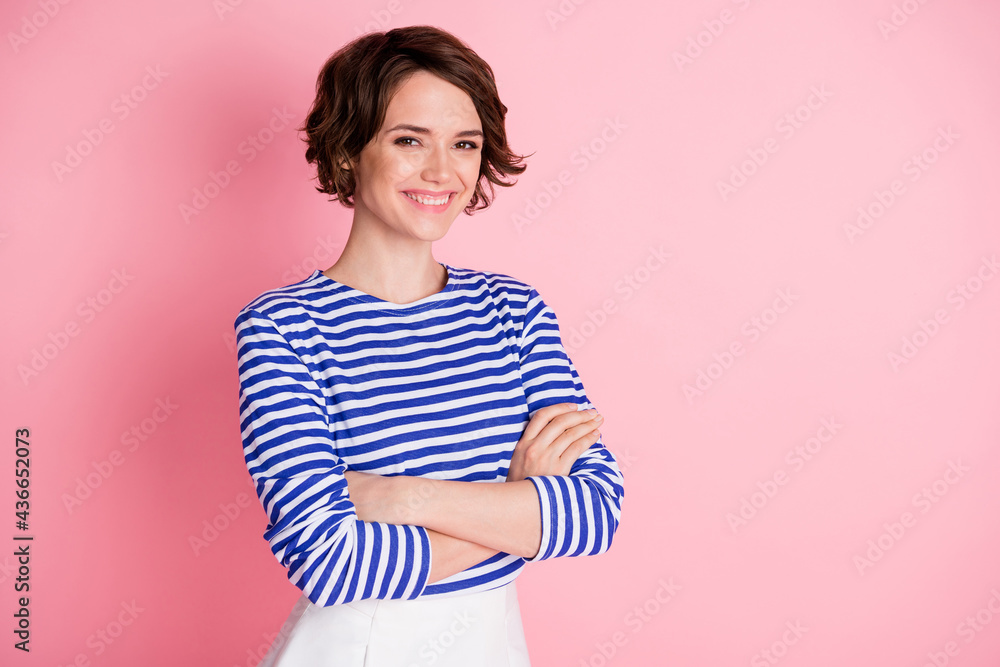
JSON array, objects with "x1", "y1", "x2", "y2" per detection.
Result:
[{"x1": 337, "y1": 151, "x2": 356, "y2": 173}]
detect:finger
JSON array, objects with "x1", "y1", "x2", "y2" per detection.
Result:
[
  {"x1": 560, "y1": 429, "x2": 602, "y2": 467},
  {"x1": 521, "y1": 402, "x2": 579, "y2": 442},
  {"x1": 527, "y1": 417, "x2": 595, "y2": 459},
  {"x1": 547, "y1": 419, "x2": 602, "y2": 459},
  {"x1": 533, "y1": 408, "x2": 600, "y2": 447}
]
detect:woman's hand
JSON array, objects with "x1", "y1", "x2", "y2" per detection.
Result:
[
  {"x1": 506, "y1": 403, "x2": 603, "y2": 483},
  {"x1": 343, "y1": 470, "x2": 407, "y2": 525}
]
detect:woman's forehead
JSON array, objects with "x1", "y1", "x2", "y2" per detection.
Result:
[{"x1": 383, "y1": 71, "x2": 481, "y2": 129}]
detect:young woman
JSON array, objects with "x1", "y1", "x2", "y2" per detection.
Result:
[{"x1": 234, "y1": 25, "x2": 625, "y2": 666}]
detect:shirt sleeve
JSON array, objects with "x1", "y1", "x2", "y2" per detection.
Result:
[
  {"x1": 517, "y1": 288, "x2": 625, "y2": 562},
  {"x1": 235, "y1": 307, "x2": 431, "y2": 606}
]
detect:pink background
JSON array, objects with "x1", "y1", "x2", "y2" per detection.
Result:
[{"x1": 3, "y1": 0, "x2": 1000, "y2": 665}]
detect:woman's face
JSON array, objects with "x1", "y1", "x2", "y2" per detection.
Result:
[{"x1": 350, "y1": 69, "x2": 483, "y2": 244}]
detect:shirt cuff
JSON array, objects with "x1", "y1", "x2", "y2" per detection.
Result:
[
  {"x1": 409, "y1": 524, "x2": 432, "y2": 598},
  {"x1": 524, "y1": 475, "x2": 563, "y2": 562}
]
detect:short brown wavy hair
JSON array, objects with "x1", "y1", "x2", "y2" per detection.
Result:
[{"x1": 301, "y1": 25, "x2": 529, "y2": 214}]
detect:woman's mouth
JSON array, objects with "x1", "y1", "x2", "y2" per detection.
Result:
[{"x1": 402, "y1": 191, "x2": 454, "y2": 212}]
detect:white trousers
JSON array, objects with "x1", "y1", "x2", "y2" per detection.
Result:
[{"x1": 259, "y1": 582, "x2": 532, "y2": 667}]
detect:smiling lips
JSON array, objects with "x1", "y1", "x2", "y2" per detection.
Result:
[{"x1": 403, "y1": 190, "x2": 454, "y2": 208}]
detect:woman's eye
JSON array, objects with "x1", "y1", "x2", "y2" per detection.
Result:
[{"x1": 393, "y1": 137, "x2": 478, "y2": 150}]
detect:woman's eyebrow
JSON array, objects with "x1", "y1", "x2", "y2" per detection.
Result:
[{"x1": 383, "y1": 123, "x2": 483, "y2": 138}]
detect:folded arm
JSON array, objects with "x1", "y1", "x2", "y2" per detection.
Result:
[
  {"x1": 347, "y1": 430, "x2": 622, "y2": 567},
  {"x1": 347, "y1": 286, "x2": 625, "y2": 566},
  {"x1": 345, "y1": 473, "x2": 541, "y2": 558},
  {"x1": 515, "y1": 288, "x2": 625, "y2": 560},
  {"x1": 237, "y1": 308, "x2": 434, "y2": 605}
]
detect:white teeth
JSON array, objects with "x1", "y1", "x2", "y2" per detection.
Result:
[{"x1": 405, "y1": 192, "x2": 449, "y2": 206}]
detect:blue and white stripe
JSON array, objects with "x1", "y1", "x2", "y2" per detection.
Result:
[{"x1": 235, "y1": 264, "x2": 624, "y2": 606}]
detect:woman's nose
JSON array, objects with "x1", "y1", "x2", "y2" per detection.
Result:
[{"x1": 420, "y1": 146, "x2": 450, "y2": 183}]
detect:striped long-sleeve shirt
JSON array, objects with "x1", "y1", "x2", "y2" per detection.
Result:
[{"x1": 234, "y1": 263, "x2": 624, "y2": 607}]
